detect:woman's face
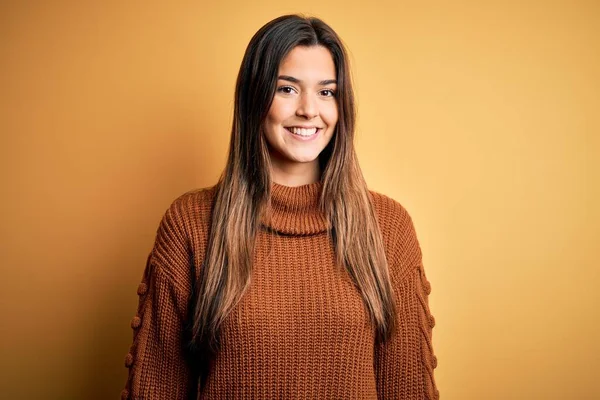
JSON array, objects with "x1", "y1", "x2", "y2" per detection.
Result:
[{"x1": 263, "y1": 45, "x2": 338, "y2": 176}]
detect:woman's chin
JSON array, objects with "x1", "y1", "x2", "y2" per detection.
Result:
[
  {"x1": 287, "y1": 152, "x2": 321, "y2": 164},
  {"x1": 269, "y1": 145, "x2": 323, "y2": 166}
]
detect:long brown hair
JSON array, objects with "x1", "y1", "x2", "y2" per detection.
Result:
[{"x1": 191, "y1": 14, "x2": 397, "y2": 360}]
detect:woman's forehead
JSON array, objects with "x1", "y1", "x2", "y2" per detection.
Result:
[{"x1": 278, "y1": 46, "x2": 337, "y2": 84}]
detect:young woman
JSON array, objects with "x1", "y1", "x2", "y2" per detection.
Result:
[{"x1": 121, "y1": 14, "x2": 438, "y2": 400}]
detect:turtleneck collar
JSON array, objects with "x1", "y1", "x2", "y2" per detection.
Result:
[{"x1": 261, "y1": 181, "x2": 329, "y2": 236}]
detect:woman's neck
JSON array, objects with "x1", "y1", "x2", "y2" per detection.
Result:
[
  {"x1": 263, "y1": 179, "x2": 328, "y2": 236},
  {"x1": 270, "y1": 158, "x2": 321, "y2": 187}
]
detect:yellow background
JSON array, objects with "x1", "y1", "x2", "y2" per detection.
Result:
[{"x1": 1, "y1": 1, "x2": 598, "y2": 399}]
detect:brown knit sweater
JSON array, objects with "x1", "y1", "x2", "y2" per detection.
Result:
[{"x1": 121, "y1": 182, "x2": 438, "y2": 399}]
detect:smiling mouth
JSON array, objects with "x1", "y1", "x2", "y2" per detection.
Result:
[{"x1": 285, "y1": 127, "x2": 322, "y2": 137}]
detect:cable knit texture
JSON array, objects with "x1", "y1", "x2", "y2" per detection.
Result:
[{"x1": 121, "y1": 181, "x2": 438, "y2": 399}]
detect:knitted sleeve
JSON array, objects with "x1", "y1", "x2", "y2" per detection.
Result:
[
  {"x1": 374, "y1": 202, "x2": 439, "y2": 400},
  {"x1": 121, "y1": 200, "x2": 195, "y2": 400}
]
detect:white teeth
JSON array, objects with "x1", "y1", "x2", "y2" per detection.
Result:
[{"x1": 288, "y1": 127, "x2": 318, "y2": 136}]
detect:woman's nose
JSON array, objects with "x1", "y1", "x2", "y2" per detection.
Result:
[{"x1": 296, "y1": 93, "x2": 318, "y2": 119}]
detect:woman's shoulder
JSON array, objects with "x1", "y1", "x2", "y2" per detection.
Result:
[
  {"x1": 368, "y1": 189, "x2": 414, "y2": 229},
  {"x1": 163, "y1": 183, "x2": 219, "y2": 234},
  {"x1": 149, "y1": 184, "x2": 218, "y2": 284},
  {"x1": 154, "y1": 184, "x2": 218, "y2": 252},
  {"x1": 368, "y1": 189, "x2": 422, "y2": 274},
  {"x1": 167, "y1": 184, "x2": 218, "y2": 220}
]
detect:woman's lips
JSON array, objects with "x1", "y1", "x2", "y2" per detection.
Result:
[{"x1": 285, "y1": 127, "x2": 322, "y2": 141}]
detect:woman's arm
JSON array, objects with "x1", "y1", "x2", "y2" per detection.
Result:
[
  {"x1": 374, "y1": 203, "x2": 439, "y2": 400},
  {"x1": 121, "y1": 201, "x2": 196, "y2": 400}
]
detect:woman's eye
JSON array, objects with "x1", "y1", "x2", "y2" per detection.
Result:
[
  {"x1": 277, "y1": 86, "x2": 296, "y2": 94},
  {"x1": 321, "y1": 89, "x2": 336, "y2": 97}
]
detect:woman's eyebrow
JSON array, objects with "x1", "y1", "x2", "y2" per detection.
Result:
[{"x1": 278, "y1": 75, "x2": 337, "y2": 85}]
